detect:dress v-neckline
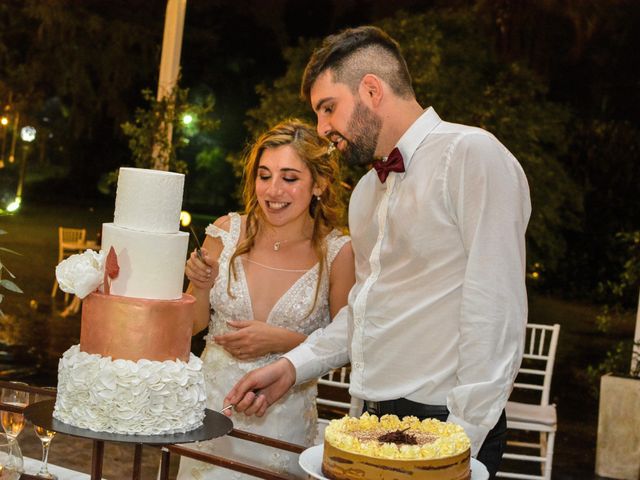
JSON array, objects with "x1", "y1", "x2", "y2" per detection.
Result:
[{"x1": 236, "y1": 257, "x2": 319, "y2": 324}]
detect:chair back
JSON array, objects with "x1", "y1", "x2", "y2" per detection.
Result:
[
  {"x1": 317, "y1": 366, "x2": 362, "y2": 417},
  {"x1": 512, "y1": 323, "x2": 560, "y2": 407},
  {"x1": 315, "y1": 366, "x2": 363, "y2": 443},
  {"x1": 58, "y1": 227, "x2": 86, "y2": 261}
]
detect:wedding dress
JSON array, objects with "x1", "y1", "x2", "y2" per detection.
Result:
[{"x1": 176, "y1": 212, "x2": 350, "y2": 479}]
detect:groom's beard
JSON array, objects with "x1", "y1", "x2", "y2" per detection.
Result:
[{"x1": 342, "y1": 100, "x2": 382, "y2": 167}]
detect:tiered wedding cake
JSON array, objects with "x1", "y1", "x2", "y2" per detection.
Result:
[{"x1": 53, "y1": 167, "x2": 206, "y2": 435}]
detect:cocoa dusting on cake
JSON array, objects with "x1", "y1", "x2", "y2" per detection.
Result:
[
  {"x1": 378, "y1": 428, "x2": 418, "y2": 445},
  {"x1": 350, "y1": 428, "x2": 438, "y2": 445}
]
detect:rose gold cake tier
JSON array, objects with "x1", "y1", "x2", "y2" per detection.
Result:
[
  {"x1": 80, "y1": 292, "x2": 195, "y2": 362},
  {"x1": 322, "y1": 440, "x2": 470, "y2": 480}
]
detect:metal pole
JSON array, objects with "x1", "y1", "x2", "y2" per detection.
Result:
[
  {"x1": 91, "y1": 440, "x2": 105, "y2": 480},
  {"x1": 132, "y1": 444, "x2": 143, "y2": 480}
]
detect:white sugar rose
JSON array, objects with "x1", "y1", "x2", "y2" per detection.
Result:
[{"x1": 55, "y1": 249, "x2": 105, "y2": 299}]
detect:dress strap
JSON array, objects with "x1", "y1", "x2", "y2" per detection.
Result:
[
  {"x1": 204, "y1": 212, "x2": 242, "y2": 270},
  {"x1": 325, "y1": 230, "x2": 351, "y2": 268}
]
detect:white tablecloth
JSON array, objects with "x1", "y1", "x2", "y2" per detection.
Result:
[{"x1": 23, "y1": 456, "x2": 94, "y2": 480}]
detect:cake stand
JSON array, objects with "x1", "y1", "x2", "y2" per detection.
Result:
[
  {"x1": 299, "y1": 444, "x2": 490, "y2": 480},
  {"x1": 24, "y1": 399, "x2": 233, "y2": 480}
]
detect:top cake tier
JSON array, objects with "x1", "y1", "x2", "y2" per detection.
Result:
[{"x1": 114, "y1": 167, "x2": 185, "y2": 234}]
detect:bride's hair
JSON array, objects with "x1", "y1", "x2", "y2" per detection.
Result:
[{"x1": 228, "y1": 119, "x2": 346, "y2": 313}]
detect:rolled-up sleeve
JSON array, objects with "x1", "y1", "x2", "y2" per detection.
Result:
[{"x1": 444, "y1": 133, "x2": 531, "y2": 455}]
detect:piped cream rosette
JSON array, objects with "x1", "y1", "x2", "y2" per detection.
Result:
[{"x1": 324, "y1": 412, "x2": 470, "y2": 460}]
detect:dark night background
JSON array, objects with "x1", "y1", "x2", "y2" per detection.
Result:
[{"x1": 1, "y1": 1, "x2": 639, "y2": 478}]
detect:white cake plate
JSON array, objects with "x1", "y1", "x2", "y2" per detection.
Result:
[{"x1": 299, "y1": 444, "x2": 489, "y2": 480}]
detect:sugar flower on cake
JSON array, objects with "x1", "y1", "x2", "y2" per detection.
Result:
[{"x1": 55, "y1": 249, "x2": 106, "y2": 299}]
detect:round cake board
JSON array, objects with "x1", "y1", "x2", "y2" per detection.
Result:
[
  {"x1": 299, "y1": 444, "x2": 489, "y2": 480},
  {"x1": 25, "y1": 400, "x2": 232, "y2": 445}
]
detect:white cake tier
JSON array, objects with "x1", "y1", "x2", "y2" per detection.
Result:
[
  {"x1": 114, "y1": 167, "x2": 185, "y2": 234},
  {"x1": 53, "y1": 345, "x2": 206, "y2": 435},
  {"x1": 102, "y1": 223, "x2": 188, "y2": 300}
]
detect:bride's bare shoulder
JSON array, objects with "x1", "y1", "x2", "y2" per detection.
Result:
[{"x1": 213, "y1": 214, "x2": 232, "y2": 232}]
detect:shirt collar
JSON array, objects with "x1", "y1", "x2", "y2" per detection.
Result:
[{"x1": 388, "y1": 107, "x2": 441, "y2": 178}]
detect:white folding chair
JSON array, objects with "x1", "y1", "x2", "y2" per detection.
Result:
[
  {"x1": 51, "y1": 227, "x2": 87, "y2": 301},
  {"x1": 497, "y1": 323, "x2": 560, "y2": 480},
  {"x1": 315, "y1": 366, "x2": 363, "y2": 444}
]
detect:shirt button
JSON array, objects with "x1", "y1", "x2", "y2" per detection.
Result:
[{"x1": 353, "y1": 362, "x2": 362, "y2": 370}]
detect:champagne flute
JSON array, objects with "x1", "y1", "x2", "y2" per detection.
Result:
[
  {"x1": 33, "y1": 389, "x2": 57, "y2": 479},
  {"x1": 0, "y1": 382, "x2": 29, "y2": 471}
]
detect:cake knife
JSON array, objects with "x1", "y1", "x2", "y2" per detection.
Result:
[{"x1": 189, "y1": 225, "x2": 205, "y2": 262}]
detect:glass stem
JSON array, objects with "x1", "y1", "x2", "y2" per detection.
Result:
[
  {"x1": 39, "y1": 439, "x2": 51, "y2": 474},
  {"x1": 7, "y1": 437, "x2": 17, "y2": 469}
]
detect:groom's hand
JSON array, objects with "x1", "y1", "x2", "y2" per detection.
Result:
[{"x1": 224, "y1": 358, "x2": 296, "y2": 417}]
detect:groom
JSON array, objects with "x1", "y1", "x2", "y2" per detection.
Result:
[{"x1": 225, "y1": 25, "x2": 531, "y2": 477}]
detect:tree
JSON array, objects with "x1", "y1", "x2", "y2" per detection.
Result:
[
  {"x1": 0, "y1": 0, "x2": 164, "y2": 198},
  {"x1": 241, "y1": 8, "x2": 581, "y2": 275},
  {"x1": 121, "y1": 86, "x2": 218, "y2": 174}
]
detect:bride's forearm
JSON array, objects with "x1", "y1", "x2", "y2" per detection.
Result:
[{"x1": 188, "y1": 284, "x2": 212, "y2": 334}]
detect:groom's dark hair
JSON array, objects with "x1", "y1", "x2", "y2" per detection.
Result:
[{"x1": 301, "y1": 25, "x2": 415, "y2": 102}]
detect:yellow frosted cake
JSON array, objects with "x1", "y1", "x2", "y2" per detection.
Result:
[{"x1": 322, "y1": 413, "x2": 471, "y2": 480}]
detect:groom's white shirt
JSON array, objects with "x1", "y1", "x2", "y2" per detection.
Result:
[{"x1": 285, "y1": 107, "x2": 531, "y2": 455}]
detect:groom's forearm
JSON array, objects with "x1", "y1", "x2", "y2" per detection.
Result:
[{"x1": 284, "y1": 306, "x2": 350, "y2": 385}]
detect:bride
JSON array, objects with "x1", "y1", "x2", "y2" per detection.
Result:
[{"x1": 176, "y1": 119, "x2": 355, "y2": 479}]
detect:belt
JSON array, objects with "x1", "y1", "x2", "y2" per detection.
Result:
[{"x1": 365, "y1": 398, "x2": 449, "y2": 419}]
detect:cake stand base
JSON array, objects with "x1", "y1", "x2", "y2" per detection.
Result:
[{"x1": 24, "y1": 400, "x2": 233, "y2": 480}]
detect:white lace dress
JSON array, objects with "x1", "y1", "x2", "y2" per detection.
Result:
[{"x1": 176, "y1": 213, "x2": 350, "y2": 479}]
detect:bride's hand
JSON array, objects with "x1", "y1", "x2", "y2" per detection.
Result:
[
  {"x1": 214, "y1": 321, "x2": 286, "y2": 361},
  {"x1": 185, "y1": 247, "x2": 217, "y2": 290}
]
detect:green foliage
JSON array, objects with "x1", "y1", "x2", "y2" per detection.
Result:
[
  {"x1": 587, "y1": 341, "x2": 640, "y2": 397},
  {"x1": 596, "y1": 232, "x2": 640, "y2": 330},
  {"x1": 0, "y1": 2, "x2": 159, "y2": 141},
  {"x1": 241, "y1": 8, "x2": 581, "y2": 275},
  {"x1": 0, "y1": 227, "x2": 23, "y2": 317},
  {"x1": 186, "y1": 146, "x2": 238, "y2": 215},
  {"x1": 121, "y1": 86, "x2": 219, "y2": 174},
  {"x1": 587, "y1": 231, "x2": 640, "y2": 393}
]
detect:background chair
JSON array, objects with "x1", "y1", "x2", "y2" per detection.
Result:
[
  {"x1": 497, "y1": 323, "x2": 561, "y2": 480},
  {"x1": 50, "y1": 227, "x2": 86, "y2": 302},
  {"x1": 315, "y1": 366, "x2": 363, "y2": 444}
]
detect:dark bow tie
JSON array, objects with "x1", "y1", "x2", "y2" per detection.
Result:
[{"x1": 372, "y1": 147, "x2": 405, "y2": 183}]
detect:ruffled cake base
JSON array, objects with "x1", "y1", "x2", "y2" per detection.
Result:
[{"x1": 53, "y1": 345, "x2": 207, "y2": 435}]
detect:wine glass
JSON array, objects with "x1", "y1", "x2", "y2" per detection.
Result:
[
  {"x1": 0, "y1": 382, "x2": 29, "y2": 471},
  {"x1": 0, "y1": 432, "x2": 23, "y2": 480},
  {"x1": 32, "y1": 389, "x2": 57, "y2": 479}
]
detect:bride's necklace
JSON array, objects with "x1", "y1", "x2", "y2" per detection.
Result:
[{"x1": 271, "y1": 236, "x2": 309, "y2": 251}]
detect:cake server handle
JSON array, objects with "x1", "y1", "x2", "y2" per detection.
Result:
[
  {"x1": 220, "y1": 404, "x2": 234, "y2": 413},
  {"x1": 188, "y1": 225, "x2": 205, "y2": 261}
]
